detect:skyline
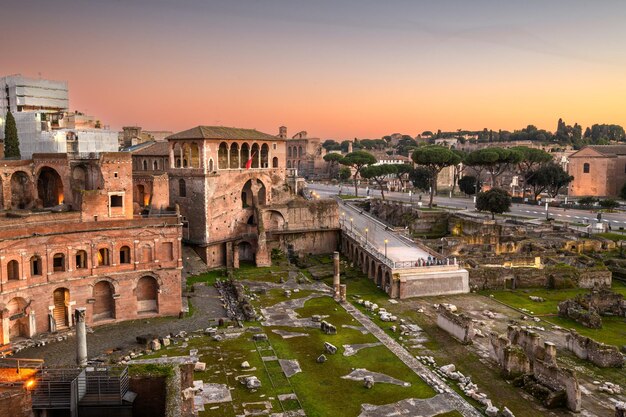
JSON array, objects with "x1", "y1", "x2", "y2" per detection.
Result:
[{"x1": 3, "y1": 0, "x2": 626, "y2": 138}]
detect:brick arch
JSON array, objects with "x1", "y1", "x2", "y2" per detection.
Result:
[
  {"x1": 92, "y1": 280, "x2": 116, "y2": 321},
  {"x1": 376, "y1": 265, "x2": 383, "y2": 287},
  {"x1": 136, "y1": 275, "x2": 159, "y2": 313},
  {"x1": 89, "y1": 277, "x2": 120, "y2": 293},
  {"x1": 369, "y1": 259, "x2": 376, "y2": 280},
  {"x1": 10, "y1": 170, "x2": 35, "y2": 209},
  {"x1": 36, "y1": 166, "x2": 64, "y2": 208},
  {"x1": 362, "y1": 254, "x2": 369, "y2": 275},
  {"x1": 384, "y1": 270, "x2": 392, "y2": 292}
]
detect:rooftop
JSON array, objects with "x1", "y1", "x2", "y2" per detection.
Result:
[
  {"x1": 584, "y1": 144, "x2": 626, "y2": 156},
  {"x1": 167, "y1": 126, "x2": 279, "y2": 141},
  {"x1": 130, "y1": 141, "x2": 169, "y2": 156}
]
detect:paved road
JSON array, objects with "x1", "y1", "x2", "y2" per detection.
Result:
[
  {"x1": 339, "y1": 200, "x2": 433, "y2": 264},
  {"x1": 309, "y1": 183, "x2": 626, "y2": 228}
]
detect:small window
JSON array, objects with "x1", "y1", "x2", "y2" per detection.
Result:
[
  {"x1": 110, "y1": 195, "x2": 123, "y2": 207},
  {"x1": 30, "y1": 256, "x2": 42, "y2": 276},
  {"x1": 179, "y1": 179, "x2": 186, "y2": 197},
  {"x1": 7, "y1": 260, "x2": 19, "y2": 280},
  {"x1": 143, "y1": 160, "x2": 148, "y2": 170},
  {"x1": 153, "y1": 160, "x2": 158, "y2": 170},
  {"x1": 114, "y1": 172, "x2": 118, "y2": 178},
  {"x1": 583, "y1": 162, "x2": 590, "y2": 173},
  {"x1": 98, "y1": 248, "x2": 110, "y2": 266},
  {"x1": 120, "y1": 246, "x2": 131, "y2": 264},
  {"x1": 160, "y1": 242, "x2": 174, "y2": 261},
  {"x1": 75, "y1": 250, "x2": 87, "y2": 269},
  {"x1": 176, "y1": 158, "x2": 181, "y2": 168},
  {"x1": 53, "y1": 253, "x2": 65, "y2": 272},
  {"x1": 273, "y1": 143, "x2": 277, "y2": 150}
]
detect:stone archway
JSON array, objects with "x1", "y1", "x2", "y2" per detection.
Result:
[
  {"x1": 267, "y1": 210, "x2": 285, "y2": 230},
  {"x1": 238, "y1": 241, "x2": 255, "y2": 262},
  {"x1": 37, "y1": 167, "x2": 64, "y2": 207},
  {"x1": 241, "y1": 179, "x2": 267, "y2": 208},
  {"x1": 376, "y1": 267, "x2": 383, "y2": 287},
  {"x1": 369, "y1": 260, "x2": 376, "y2": 280},
  {"x1": 7, "y1": 297, "x2": 30, "y2": 340},
  {"x1": 137, "y1": 276, "x2": 159, "y2": 313},
  {"x1": 384, "y1": 271, "x2": 392, "y2": 292},
  {"x1": 93, "y1": 281, "x2": 115, "y2": 321},
  {"x1": 10, "y1": 171, "x2": 34, "y2": 209}
]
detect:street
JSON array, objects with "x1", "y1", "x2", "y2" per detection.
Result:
[{"x1": 307, "y1": 182, "x2": 626, "y2": 228}]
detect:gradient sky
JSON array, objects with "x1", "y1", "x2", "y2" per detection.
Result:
[{"x1": 3, "y1": 0, "x2": 626, "y2": 139}]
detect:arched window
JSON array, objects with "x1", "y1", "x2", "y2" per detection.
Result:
[
  {"x1": 179, "y1": 179, "x2": 186, "y2": 197},
  {"x1": 583, "y1": 163, "x2": 590, "y2": 173},
  {"x1": 287, "y1": 161, "x2": 291, "y2": 168},
  {"x1": 7, "y1": 260, "x2": 19, "y2": 280},
  {"x1": 218, "y1": 142, "x2": 229, "y2": 169},
  {"x1": 153, "y1": 160, "x2": 158, "y2": 170},
  {"x1": 272, "y1": 157, "x2": 278, "y2": 168},
  {"x1": 143, "y1": 160, "x2": 148, "y2": 170},
  {"x1": 120, "y1": 246, "x2": 131, "y2": 264},
  {"x1": 240, "y1": 143, "x2": 250, "y2": 168},
  {"x1": 230, "y1": 143, "x2": 240, "y2": 169},
  {"x1": 190, "y1": 143, "x2": 200, "y2": 168},
  {"x1": 261, "y1": 144, "x2": 269, "y2": 168},
  {"x1": 208, "y1": 159, "x2": 214, "y2": 172},
  {"x1": 298, "y1": 146, "x2": 303, "y2": 157},
  {"x1": 75, "y1": 250, "x2": 87, "y2": 269},
  {"x1": 53, "y1": 253, "x2": 65, "y2": 272},
  {"x1": 30, "y1": 256, "x2": 42, "y2": 276},
  {"x1": 176, "y1": 158, "x2": 181, "y2": 168},
  {"x1": 288, "y1": 147, "x2": 292, "y2": 158},
  {"x1": 98, "y1": 248, "x2": 110, "y2": 266}
]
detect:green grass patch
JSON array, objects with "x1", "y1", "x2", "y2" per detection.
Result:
[
  {"x1": 597, "y1": 232, "x2": 626, "y2": 241},
  {"x1": 484, "y1": 286, "x2": 626, "y2": 346}
]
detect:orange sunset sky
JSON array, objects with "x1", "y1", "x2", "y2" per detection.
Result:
[{"x1": 3, "y1": 0, "x2": 626, "y2": 139}]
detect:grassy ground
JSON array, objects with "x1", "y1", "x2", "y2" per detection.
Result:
[
  {"x1": 483, "y1": 283, "x2": 626, "y2": 346},
  {"x1": 143, "y1": 254, "x2": 437, "y2": 417},
  {"x1": 597, "y1": 232, "x2": 626, "y2": 241}
]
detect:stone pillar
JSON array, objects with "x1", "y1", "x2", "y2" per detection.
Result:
[
  {"x1": 28, "y1": 310, "x2": 37, "y2": 338},
  {"x1": 233, "y1": 243, "x2": 240, "y2": 269},
  {"x1": 333, "y1": 251, "x2": 341, "y2": 300},
  {"x1": 339, "y1": 284, "x2": 347, "y2": 303},
  {"x1": 75, "y1": 308, "x2": 87, "y2": 367},
  {"x1": 543, "y1": 341, "x2": 557, "y2": 366},
  {"x1": 1, "y1": 314, "x2": 9, "y2": 345}
]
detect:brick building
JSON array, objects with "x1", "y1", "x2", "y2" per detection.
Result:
[
  {"x1": 281, "y1": 127, "x2": 328, "y2": 179},
  {"x1": 568, "y1": 145, "x2": 626, "y2": 197},
  {"x1": 131, "y1": 141, "x2": 171, "y2": 212},
  {"x1": 165, "y1": 125, "x2": 339, "y2": 269},
  {"x1": 0, "y1": 152, "x2": 182, "y2": 346}
]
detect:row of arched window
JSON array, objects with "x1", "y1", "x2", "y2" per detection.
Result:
[
  {"x1": 4, "y1": 243, "x2": 174, "y2": 281},
  {"x1": 287, "y1": 146, "x2": 304, "y2": 158},
  {"x1": 172, "y1": 143, "x2": 201, "y2": 169}
]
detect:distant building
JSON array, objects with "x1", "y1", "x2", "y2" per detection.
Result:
[
  {"x1": 0, "y1": 75, "x2": 118, "y2": 159},
  {"x1": 130, "y1": 141, "x2": 171, "y2": 211},
  {"x1": 120, "y1": 126, "x2": 173, "y2": 149},
  {"x1": 568, "y1": 145, "x2": 626, "y2": 197},
  {"x1": 283, "y1": 127, "x2": 327, "y2": 178}
]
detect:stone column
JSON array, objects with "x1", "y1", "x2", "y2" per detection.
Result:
[
  {"x1": 339, "y1": 284, "x2": 347, "y2": 303},
  {"x1": 233, "y1": 243, "x2": 240, "y2": 269},
  {"x1": 333, "y1": 251, "x2": 341, "y2": 300},
  {"x1": 75, "y1": 307, "x2": 87, "y2": 367}
]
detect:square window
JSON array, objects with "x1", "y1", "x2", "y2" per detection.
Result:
[{"x1": 110, "y1": 195, "x2": 123, "y2": 207}]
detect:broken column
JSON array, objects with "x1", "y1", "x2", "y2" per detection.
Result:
[
  {"x1": 75, "y1": 307, "x2": 87, "y2": 367},
  {"x1": 339, "y1": 284, "x2": 347, "y2": 303},
  {"x1": 333, "y1": 251, "x2": 341, "y2": 299}
]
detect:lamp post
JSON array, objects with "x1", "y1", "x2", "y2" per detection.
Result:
[
  {"x1": 341, "y1": 211, "x2": 345, "y2": 227},
  {"x1": 384, "y1": 239, "x2": 388, "y2": 258},
  {"x1": 350, "y1": 217, "x2": 353, "y2": 233},
  {"x1": 365, "y1": 228, "x2": 368, "y2": 245}
]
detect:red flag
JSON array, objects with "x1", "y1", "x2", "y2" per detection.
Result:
[{"x1": 245, "y1": 152, "x2": 256, "y2": 169}]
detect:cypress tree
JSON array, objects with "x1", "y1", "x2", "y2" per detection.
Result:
[{"x1": 4, "y1": 110, "x2": 20, "y2": 158}]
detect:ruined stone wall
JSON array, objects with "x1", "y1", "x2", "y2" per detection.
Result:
[
  {"x1": 468, "y1": 265, "x2": 612, "y2": 291},
  {"x1": 565, "y1": 330, "x2": 624, "y2": 368},
  {"x1": 436, "y1": 305, "x2": 475, "y2": 343},
  {"x1": 489, "y1": 325, "x2": 581, "y2": 412},
  {"x1": 367, "y1": 199, "x2": 449, "y2": 234}
]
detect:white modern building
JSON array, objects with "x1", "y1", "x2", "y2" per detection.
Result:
[{"x1": 0, "y1": 75, "x2": 118, "y2": 158}]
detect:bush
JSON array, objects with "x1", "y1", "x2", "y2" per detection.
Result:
[{"x1": 599, "y1": 199, "x2": 620, "y2": 210}]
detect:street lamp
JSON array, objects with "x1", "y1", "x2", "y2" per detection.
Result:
[
  {"x1": 384, "y1": 239, "x2": 388, "y2": 258},
  {"x1": 350, "y1": 217, "x2": 353, "y2": 232},
  {"x1": 365, "y1": 228, "x2": 369, "y2": 245}
]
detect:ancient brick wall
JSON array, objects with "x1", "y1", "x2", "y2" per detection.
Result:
[
  {"x1": 565, "y1": 330, "x2": 624, "y2": 368},
  {"x1": 436, "y1": 306, "x2": 475, "y2": 344},
  {"x1": 0, "y1": 217, "x2": 182, "y2": 344},
  {"x1": 0, "y1": 389, "x2": 32, "y2": 417}
]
